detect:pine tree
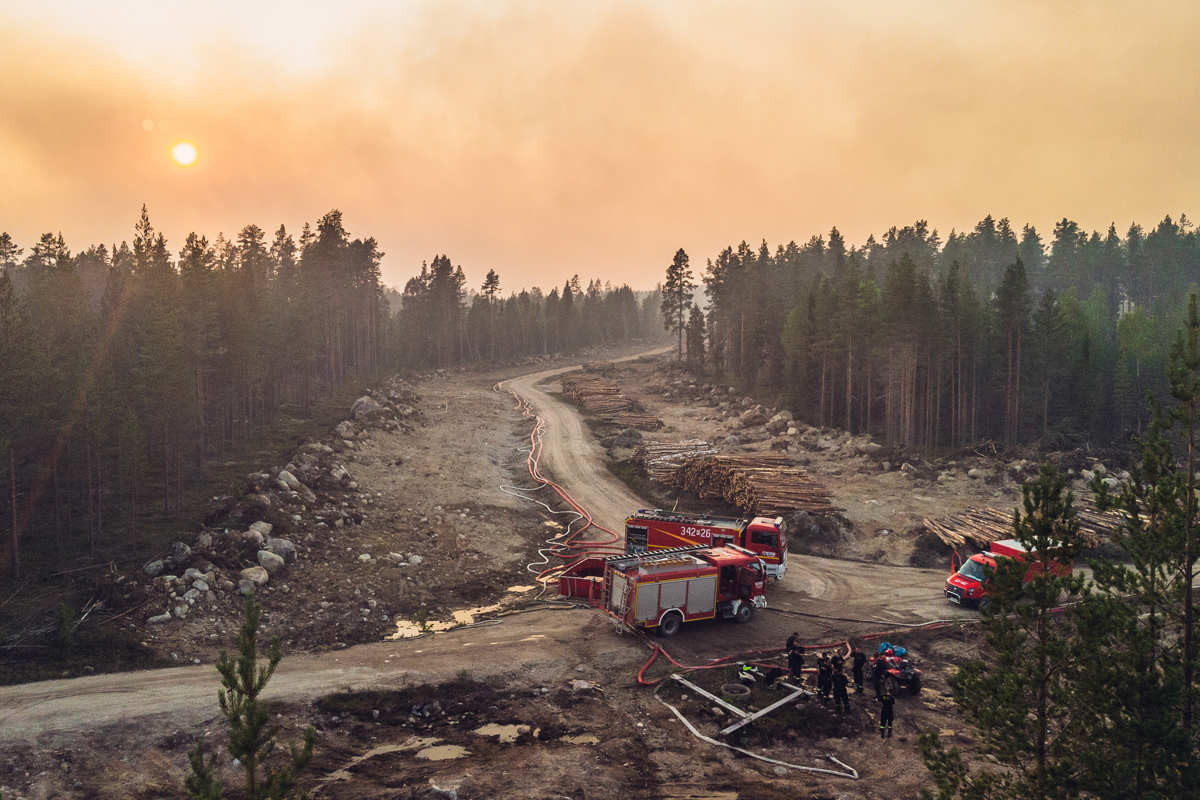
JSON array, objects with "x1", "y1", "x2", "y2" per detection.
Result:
[
  {"x1": 921, "y1": 465, "x2": 1088, "y2": 799},
  {"x1": 1090, "y1": 293, "x2": 1200, "y2": 797},
  {"x1": 186, "y1": 593, "x2": 315, "y2": 799},
  {"x1": 0, "y1": 271, "x2": 35, "y2": 578},
  {"x1": 661, "y1": 248, "x2": 695, "y2": 363}
]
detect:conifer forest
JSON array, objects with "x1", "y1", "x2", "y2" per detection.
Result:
[
  {"x1": 3, "y1": 209, "x2": 1199, "y2": 580},
  {"x1": 684, "y1": 214, "x2": 1198, "y2": 451},
  {"x1": 0, "y1": 209, "x2": 664, "y2": 578}
]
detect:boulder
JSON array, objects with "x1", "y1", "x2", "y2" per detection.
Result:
[
  {"x1": 277, "y1": 471, "x2": 301, "y2": 492},
  {"x1": 351, "y1": 396, "x2": 382, "y2": 418},
  {"x1": 193, "y1": 579, "x2": 210, "y2": 592},
  {"x1": 144, "y1": 559, "x2": 165, "y2": 578},
  {"x1": 249, "y1": 521, "x2": 273, "y2": 537},
  {"x1": 612, "y1": 428, "x2": 643, "y2": 448},
  {"x1": 148, "y1": 611, "x2": 173, "y2": 624},
  {"x1": 240, "y1": 566, "x2": 269, "y2": 586},
  {"x1": 740, "y1": 409, "x2": 768, "y2": 427},
  {"x1": 723, "y1": 435, "x2": 741, "y2": 447},
  {"x1": 258, "y1": 550, "x2": 286, "y2": 575},
  {"x1": 245, "y1": 493, "x2": 272, "y2": 509},
  {"x1": 335, "y1": 420, "x2": 355, "y2": 439},
  {"x1": 300, "y1": 486, "x2": 318, "y2": 505},
  {"x1": 857, "y1": 441, "x2": 882, "y2": 455},
  {"x1": 168, "y1": 542, "x2": 192, "y2": 565},
  {"x1": 243, "y1": 530, "x2": 266, "y2": 549},
  {"x1": 266, "y1": 537, "x2": 297, "y2": 562},
  {"x1": 196, "y1": 531, "x2": 212, "y2": 548},
  {"x1": 765, "y1": 416, "x2": 790, "y2": 435},
  {"x1": 408, "y1": 554, "x2": 424, "y2": 566}
]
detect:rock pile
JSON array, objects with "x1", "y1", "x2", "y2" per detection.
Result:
[{"x1": 136, "y1": 381, "x2": 422, "y2": 625}]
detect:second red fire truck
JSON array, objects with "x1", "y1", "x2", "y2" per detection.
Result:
[{"x1": 624, "y1": 509, "x2": 789, "y2": 579}]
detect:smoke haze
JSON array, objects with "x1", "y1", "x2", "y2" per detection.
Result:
[{"x1": 2, "y1": 1, "x2": 1198, "y2": 289}]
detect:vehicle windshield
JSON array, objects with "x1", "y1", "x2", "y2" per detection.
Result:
[
  {"x1": 750, "y1": 529, "x2": 778, "y2": 550},
  {"x1": 957, "y1": 559, "x2": 988, "y2": 582}
]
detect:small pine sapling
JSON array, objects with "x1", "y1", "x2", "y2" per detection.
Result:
[{"x1": 185, "y1": 593, "x2": 316, "y2": 800}]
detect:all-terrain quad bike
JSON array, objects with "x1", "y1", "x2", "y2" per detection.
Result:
[{"x1": 875, "y1": 655, "x2": 922, "y2": 695}]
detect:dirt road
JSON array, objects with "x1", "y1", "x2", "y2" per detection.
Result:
[{"x1": 0, "y1": 349, "x2": 956, "y2": 741}]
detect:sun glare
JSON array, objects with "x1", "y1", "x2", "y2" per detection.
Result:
[{"x1": 171, "y1": 142, "x2": 198, "y2": 166}]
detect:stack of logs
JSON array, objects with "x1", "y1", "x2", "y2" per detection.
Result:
[
  {"x1": 633, "y1": 440, "x2": 718, "y2": 482},
  {"x1": 665, "y1": 453, "x2": 839, "y2": 517},
  {"x1": 560, "y1": 374, "x2": 634, "y2": 414},
  {"x1": 923, "y1": 497, "x2": 1115, "y2": 549},
  {"x1": 599, "y1": 412, "x2": 662, "y2": 430}
]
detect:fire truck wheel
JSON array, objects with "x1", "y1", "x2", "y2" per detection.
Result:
[
  {"x1": 734, "y1": 602, "x2": 754, "y2": 624},
  {"x1": 977, "y1": 597, "x2": 990, "y2": 612},
  {"x1": 658, "y1": 612, "x2": 683, "y2": 638}
]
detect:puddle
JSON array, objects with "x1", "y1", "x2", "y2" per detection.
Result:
[
  {"x1": 474, "y1": 723, "x2": 529, "y2": 743},
  {"x1": 388, "y1": 584, "x2": 539, "y2": 639},
  {"x1": 560, "y1": 734, "x2": 599, "y2": 745},
  {"x1": 323, "y1": 742, "x2": 416, "y2": 782},
  {"x1": 416, "y1": 744, "x2": 471, "y2": 761},
  {"x1": 389, "y1": 602, "x2": 500, "y2": 639}
]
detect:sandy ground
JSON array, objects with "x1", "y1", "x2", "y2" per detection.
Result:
[{"x1": 0, "y1": 346, "x2": 1045, "y2": 800}]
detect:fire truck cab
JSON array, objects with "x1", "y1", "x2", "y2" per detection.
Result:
[{"x1": 624, "y1": 509, "x2": 789, "y2": 579}]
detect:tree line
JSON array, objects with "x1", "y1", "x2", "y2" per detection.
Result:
[
  {"x1": 663, "y1": 214, "x2": 1200, "y2": 450},
  {"x1": 0, "y1": 210, "x2": 665, "y2": 579},
  {"x1": 391, "y1": 261, "x2": 664, "y2": 370}
]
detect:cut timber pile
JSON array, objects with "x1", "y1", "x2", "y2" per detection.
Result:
[
  {"x1": 633, "y1": 440, "x2": 718, "y2": 482},
  {"x1": 664, "y1": 453, "x2": 839, "y2": 517},
  {"x1": 599, "y1": 412, "x2": 662, "y2": 430},
  {"x1": 923, "y1": 497, "x2": 1115, "y2": 549},
  {"x1": 560, "y1": 374, "x2": 634, "y2": 413}
]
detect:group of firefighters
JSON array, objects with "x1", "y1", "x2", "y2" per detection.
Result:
[{"x1": 739, "y1": 631, "x2": 896, "y2": 739}]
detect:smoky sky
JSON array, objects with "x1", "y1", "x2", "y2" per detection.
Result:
[{"x1": 1, "y1": 1, "x2": 1198, "y2": 291}]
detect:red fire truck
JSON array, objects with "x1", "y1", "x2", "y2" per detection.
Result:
[
  {"x1": 945, "y1": 538, "x2": 1074, "y2": 610},
  {"x1": 624, "y1": 509, "x2": 789, "y2": 579},
  {"x1": 559, "y1": 544, "x2": 768, "y2": 636}
]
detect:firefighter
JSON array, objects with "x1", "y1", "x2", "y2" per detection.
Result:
[
  {"x1": 872, "y1": 653, "x2": 886, "y2": 701},
  {"x1": 787, "y1": 639, "x2": 805, "y2": 684},
  {"x1": 879, "y1": 688, "x2": 896, "y2": 738},
  {"x1": 832, "y1": 666, "x2": 851, "y2": 714},
  {"x1": 786, "y1": 631, "x2": 801, "y2": 654},
  {"x1": 851, "y1": 646, "x2": 867, "y2": 694},
  {"x1": 830, "y1": 651, "x2": 845, "y2": 673},
  {"x1": 816, "y1": 654, "x2": 832, "y2": 701}
]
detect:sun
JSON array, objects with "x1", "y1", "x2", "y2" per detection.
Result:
[{"x1": 171, "y1": 142, "x2": 198, "y2": 166}]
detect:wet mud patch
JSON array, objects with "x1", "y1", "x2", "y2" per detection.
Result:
[{"x1": 311, "y1": 675, "x2": 668, "y2": 799}]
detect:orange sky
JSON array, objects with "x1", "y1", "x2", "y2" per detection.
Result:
[{"x1": 2, "y1": 1, "x2": 1198, "y2": 292}]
